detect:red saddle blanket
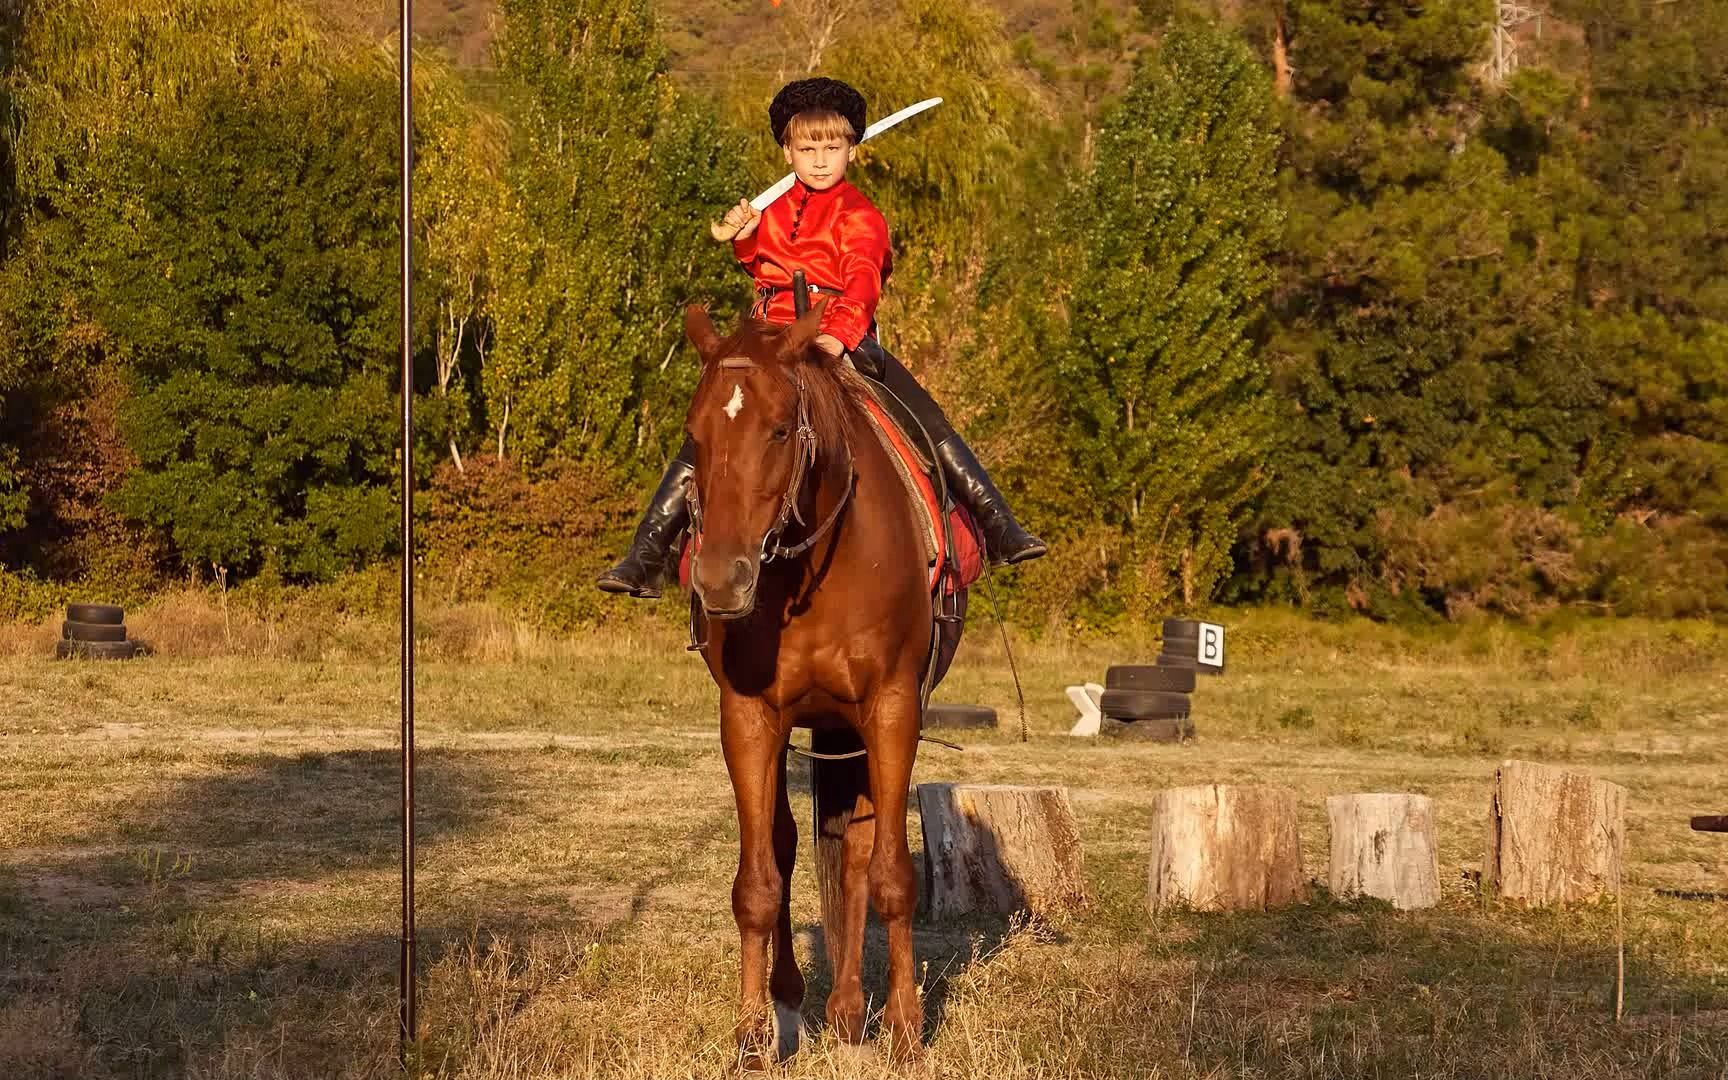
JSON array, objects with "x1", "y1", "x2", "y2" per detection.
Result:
[{"x1": 679, "y1": 395, "x2": 984, "y2": 595}]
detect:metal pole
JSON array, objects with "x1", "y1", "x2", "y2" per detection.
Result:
[{"x1": 397, "y1": 0, "x2": 417, "y2": 1070}]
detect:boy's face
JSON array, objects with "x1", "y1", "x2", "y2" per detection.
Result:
[{"x1": 783, "y1": 133, "x2": 857, "y2": 192}]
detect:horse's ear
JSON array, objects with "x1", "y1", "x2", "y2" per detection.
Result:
[
  {"x1": 684, "y1": 304, "x2": 723, "y2": 363},
  {"x1": 781, "y1": 298, "x2": 829, "y2": 357}
]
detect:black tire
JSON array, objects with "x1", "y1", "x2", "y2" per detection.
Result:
[
  {"x1": 1162, "y1": 618, "x2": 1200, "y2": 639},
  {"x1": 63, "y1": 620, "x2": 127, "y2": 643},
  {"x1": 1105, "y1": 664, "x2": 1198, "y2": 693},
  {"x1": 1100, "y1": 689, "x2": 1190, "y2": 720},
  {"x1": 1103, "y1": 716, "x2": 1193, "y2": 742},
  {"x1": 925, "y1": 704, "x2": 997, "y2": 730},
  {"x1": 1156, "y1": 651, "x2": 1199, "y2": 670},
  {"x1": 66, "y1": 603, "x2": 124, "y2": 625},
  {"x1": 55, "y1": 639, "x2": 139, "y2": 661},
  {"x1": 1159, "y1": 636, "x2": 1199, "y2": 659}
]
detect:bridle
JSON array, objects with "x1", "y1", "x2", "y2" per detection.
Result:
[{"x1": 685, "y1": 362, "x2": 856, "y2": 565}]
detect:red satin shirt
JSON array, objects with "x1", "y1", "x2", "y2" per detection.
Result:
[{"x1": 733, "y1": 179, "x2": 893, "y2": 351}]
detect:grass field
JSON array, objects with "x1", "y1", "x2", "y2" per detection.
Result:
[{"x1": 2, "y1": 605, "x2": 1726, "y2": 1078}]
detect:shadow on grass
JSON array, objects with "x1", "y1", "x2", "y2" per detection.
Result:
[
  {"x1": 12, "y1": 745, "x2": 1723, "y2": 1079},
  {"x1": 1170, "y1": 888, "x2": 1728, "y2": 1021},
  {"x1": 1048, "y1": 888, "x2": 1728, "y2": 1079},
  {"x1": 0, "y1": 748, "x2": 546, "y2": 1080}
]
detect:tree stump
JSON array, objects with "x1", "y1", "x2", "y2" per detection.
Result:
[
  {"x1": 917, "y1": 784, "x2": 1086, "y2": 920},
  {"x1": 1146, "y1": 784, "x2": 1305, "y2": 912},
  {"x1": 1485, "y1": 760, "x2": 1627, "y2": 906},
  {"x1": 1326, "y1": 793, "x2": 1440, "y2": 909}
]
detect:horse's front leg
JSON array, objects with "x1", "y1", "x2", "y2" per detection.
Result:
[
  {"x1": 768, "y1": 750, "x2": 806, "y2": 1053},
  {"x1": 721, "y1": 694, "x2": 788, "y2": 1069},
  {"x1": 863, "y1": 678, "x2": 925, "y2": 1060}
]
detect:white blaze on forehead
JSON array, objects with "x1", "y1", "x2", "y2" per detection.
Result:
[{"x1": 723, "y1": 384, "x2": 745, "y2": 420}]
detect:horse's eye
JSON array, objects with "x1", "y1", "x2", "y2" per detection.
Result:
[{"x1": 771, "y1": 425, "x2": 791, "y2": 442}]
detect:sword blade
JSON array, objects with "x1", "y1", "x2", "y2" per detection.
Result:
[
  {"x1": 862, "y1": 97, "x2": 943, "y2": 142},
  {"x1": 749, "y1": 97, "x2": 943, "y2": 211}
]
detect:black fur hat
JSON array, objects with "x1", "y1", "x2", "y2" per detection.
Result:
[{"x1": 769, "y1": 78, "x2": 867, "y2": 145}]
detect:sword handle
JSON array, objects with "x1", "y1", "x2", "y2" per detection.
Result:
[{"x1": 793, "y1": 270, "x2": 810, "y2": 317}]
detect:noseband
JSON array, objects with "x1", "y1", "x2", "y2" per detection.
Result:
[{"x1": 685, "y1": 368, "x2": 856, "y2": 564}]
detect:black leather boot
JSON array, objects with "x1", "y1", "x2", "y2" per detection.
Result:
[
  {"x1": 596, "y1": 458, "x2": 694, "y2": 598},
  {"x1": 934, "y1": 436, "x2": 1047, "y2": 566}
]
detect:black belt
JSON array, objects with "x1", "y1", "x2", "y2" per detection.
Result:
[{"x1": 756, "y1": 282, "x2": 843, "y2": 301}]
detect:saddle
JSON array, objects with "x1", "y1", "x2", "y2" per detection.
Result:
[{"x1": 860, "y1": 383, "x2": 984, "y2": 597}]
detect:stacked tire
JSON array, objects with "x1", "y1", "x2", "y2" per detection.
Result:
[
  {"x1": 1100, "y1": 618, "x2": 1219, "y2": 741},
  {"x1": 1100, "y1": 662, "x2": 1195, "y2": 742},
  {"x1": 1156, "y1": 618, "x2": 1201, "y2": 669},
  {"x1": 55, "y1": 603, "x2": 140, "y2": 660}
]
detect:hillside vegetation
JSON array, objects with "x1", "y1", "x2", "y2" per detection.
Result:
[{"x1": 1, "y1": 0, "x2": 1722, "y2": 630}]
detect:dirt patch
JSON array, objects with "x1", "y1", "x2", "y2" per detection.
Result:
[
  {"x1": 0, "y1": 998, "x2": 93, "y2": 1077},
  {"x1": 14, "y1": 871, "x2": 122, "y2": 909}
]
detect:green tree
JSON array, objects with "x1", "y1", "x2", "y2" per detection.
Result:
[
  {"x1": 1244, "y1": 0, "x2": 1621, "y2": 616},
  {"x1": 486, "y1": 0, "x2": 748, "y2": 471},
  {"x1": 1060, "y1": 25, "x2": 1281, "y2": 609},
  {"x1": 0, "y1": 0, "x2": 25, "y2": 532},
  {"x1": 93, "y1": 63, "x2": 403, "y2": 579},
  {"x1": 416, "y1": 58, "x2": 508, "y2": 473},
  {"x1": 0, "y1": 0, "x2": 19, "y2": 261},
  {"x1": 0, "y1": 0, "x2": 325, "y2": 557},
  {"x1": 1561, "y1": 0, "x2": 1728, "y2": 522}
]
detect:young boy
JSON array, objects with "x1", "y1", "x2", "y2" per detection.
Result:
[{"x1": 598, "y1": 77, "x2": 1045, "y2": 599}]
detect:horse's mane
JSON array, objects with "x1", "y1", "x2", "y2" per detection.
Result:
[{"x1": 727, "y1": 318, "x2": 875, "y2": 467}]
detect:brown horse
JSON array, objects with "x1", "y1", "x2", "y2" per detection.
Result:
[{"x1": 681, "y1": 301, "x2": 962, "y2": 1067}]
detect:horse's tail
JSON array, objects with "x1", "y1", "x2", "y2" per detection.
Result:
[{"x1": 809, "y1": 726, "x2": 868, "y2": 977}]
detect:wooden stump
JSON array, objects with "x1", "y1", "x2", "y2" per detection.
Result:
[
  {"x1": 917, "y1": 784, "x2": 1086, "y2": 920},
  {"x1": 1326, "y1": 793, "x2": 1440, "y2": 909},
  {"x1": 1146, "y1": 784, "x2": 1305, "y2": 912},
  {"x1": 1485, "y1": 760, "x2": 1627, "y2": 906}
]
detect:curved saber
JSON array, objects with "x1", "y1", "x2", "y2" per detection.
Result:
[{"x1": 749, "y1": 97, "x2": 943, "y2": 211}]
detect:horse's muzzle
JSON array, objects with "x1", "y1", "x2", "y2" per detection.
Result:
[{"x1": 693, "y1": 550, "x2": 760, "y2": 620}]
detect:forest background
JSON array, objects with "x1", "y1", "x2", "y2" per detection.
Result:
[{"x1": 0, "y1": 0, "x2": 1722, "y2": 635}]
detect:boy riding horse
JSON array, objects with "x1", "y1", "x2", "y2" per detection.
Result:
[{"x1": 598, "y1": 77, "x2": 1044, "y2": 599}]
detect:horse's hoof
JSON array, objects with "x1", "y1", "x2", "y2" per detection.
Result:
[
  {"x1": 825, "y1": 993, "x2": 867, "y2": 1047},
  {"x1": 880, "y1": 1026, "x2": 926, "y2": 1067},
  {"x1": 770, "y1": 999, "x2": 806, "y2": 1061},
  {"x1": 734, "y1": 1023, "x2": 773, "y2": 1072},
  {"x1": 734, "y1": 1033, "x2": 774, "y2": 1073},
  {"x1": 735, "y1": 1049, "x2": 772, "y2": 1073},
  {"x1": 832, "y1": 1040, "x2": 879, "y2": 1065}
]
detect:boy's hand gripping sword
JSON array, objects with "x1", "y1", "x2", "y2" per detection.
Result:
[{"x1": 750, "y1": 97, "x2": 944, "y2": 211}]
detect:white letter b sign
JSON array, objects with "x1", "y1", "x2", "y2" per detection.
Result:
[{"x1": 1197, "y1": 622, "x2": 1225, "y2": 672}]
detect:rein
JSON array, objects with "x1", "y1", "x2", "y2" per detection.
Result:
[{"x1": 685, "y1": 368, "x2": 856, "y2": 563}]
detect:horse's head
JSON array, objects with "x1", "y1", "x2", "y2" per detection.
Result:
[{"x1": 681, "y1": 302, "x2": 855, "y2": 619}]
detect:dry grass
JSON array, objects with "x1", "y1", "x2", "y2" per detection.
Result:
[{"x1": 2, "y1": 604, "x2": 1727, "y2": 1078}]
